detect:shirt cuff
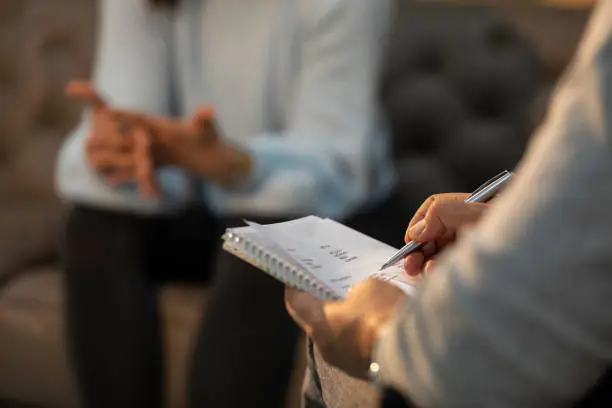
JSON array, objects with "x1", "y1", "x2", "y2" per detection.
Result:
[{"x1": 227, "y1": 143, "x2": 276, "y2": 194}]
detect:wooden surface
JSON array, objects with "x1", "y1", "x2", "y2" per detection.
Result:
[
  {"x1": 542, "y1": 0, "x2": 594, "y2": 7},
  {"x1": 423, "y1": 0, "x2": 595, "y2": 7}
]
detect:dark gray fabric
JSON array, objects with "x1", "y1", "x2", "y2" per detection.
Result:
[
  {"x1": 302, "y1": 339, "x2": 378, "y2": 408},
  {"x1": 380, "y1": 3, "x2": 540, "y2": 213},
  {"x1": 63, "y1": 205, "x2": 301, "y2": 408}
]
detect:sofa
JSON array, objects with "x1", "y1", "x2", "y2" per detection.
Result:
[{"x1": 0, "y1": 1, "x2": 574, "y2": 407}]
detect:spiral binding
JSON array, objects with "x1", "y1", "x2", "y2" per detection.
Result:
[{"x1": 222, "y1": 230, "x2": 341, "y2": 301}]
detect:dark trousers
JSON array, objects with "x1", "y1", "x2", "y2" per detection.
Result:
[{"x1": 62, "y1": 194, "x2": 407, "y2": 408}]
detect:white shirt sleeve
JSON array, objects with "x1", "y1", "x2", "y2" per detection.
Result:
[{"x1": 374, "y1": 1, "x2": 612, "y2": 406}]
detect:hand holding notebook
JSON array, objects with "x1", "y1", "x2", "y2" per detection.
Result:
[{"x1": 225, "y1": 171, "x2": 513, "y2": 381}]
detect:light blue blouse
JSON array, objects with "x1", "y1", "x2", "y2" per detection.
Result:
[{"x1": 56, "y1": 0, "x2": 396, "y2": 219}]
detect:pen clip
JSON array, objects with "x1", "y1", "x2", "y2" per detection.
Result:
[{"x1": 466, "y1": 170, "x2": 511, "y2": 201}]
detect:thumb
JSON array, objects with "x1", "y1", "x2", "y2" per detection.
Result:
[
  {"x1": 191, "y1": 106, "x2": 219, "y2": 145},
  {"x1": 65, "y1": 80, "x2": 107, "y2": 110},
  {"x1": 409, "y1": 201, "x2": 486, "y2": 242},
  {"x1": 285, "y1": 287, "x2": 326, "y2": 330},
  {"x1": 191, "y1": 106, "x2": 216, "y2": 132}
]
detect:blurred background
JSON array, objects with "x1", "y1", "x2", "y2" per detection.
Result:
[{"x1": 0, "y1": 0, "x2": 595, "y2": 407}]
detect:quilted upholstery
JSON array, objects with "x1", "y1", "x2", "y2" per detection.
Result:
[{"x1": 382, "y1": 3, "x2": 542, "y2": 212}]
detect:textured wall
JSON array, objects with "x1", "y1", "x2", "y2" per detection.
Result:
[
  {"x1": 0, "y1": 0, "x2": 96, "y2": 278},
  {"x1": 0, "y1": 0, "x2": 96, "y2": 203}
]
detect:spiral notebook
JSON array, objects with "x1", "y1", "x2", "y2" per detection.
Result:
[{"x1": 221, "y1": 216, "x2": 416, "y2": 300}]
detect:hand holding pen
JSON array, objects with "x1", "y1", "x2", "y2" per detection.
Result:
[
  {"x1": 380, "y1": 171, "x2": 514, "y2": 272},
  {"x1": 401, "y1": 192, "x2": 488, "y2": 275}
]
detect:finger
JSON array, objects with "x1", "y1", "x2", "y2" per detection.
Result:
[
  {"x1": 403, "y1": 242, "x2": 435, "y2": 277},
  {"x1": 132, "y1": 127, "x2": 158, "y2": 197},
  {"x1": 105, "y1": 167, "x2": 137, "y2": 185},
  {"x1": 424, "y1": 259, "x2": 436, "y2": 274},
  {"x1": 109, "y1": 109, "x2": 152, "y2": 129},
  {"x1": 421, "y1": 242, "x2": 437, "y2": 259},
  {"x1": 406, "y1": 194, "x2": 446, "y2": 243},
  {"x1": 88, "y1": 151, "x2": 136, "y2": 169},
  {"x1": 407, "y1": 195, "x2": 436, "y2": 232},
  {"x1": 192, "y1": 106, "x2": 215, "y2": 131},
  {"x1": 406, "y1": 193, "x2": 472, "y2": 235},
  {"x1": 420, "y1": 201, "x2": 486, "y2": 242},
  {"x1": 86, "y1": 132, "x2": 134, "y2": 152},
  {"x1": 112, "y1": 109, "x2": 185, "y2": 145},
  {"x1": 285, "y1": 287, "x2": 327, "y2": 332},
  {"x1": 65, "y1": 80, "x2": 107, "y2": 110},
  {"x1": 404, "y1": 251, "x2": 425, "y2": 276},
  {"x1": 407, "y1": 197, "x2": 486, "y2": 243},
  {"x1": 192, "y1": 106, "x2": 219, "y2": 144}
]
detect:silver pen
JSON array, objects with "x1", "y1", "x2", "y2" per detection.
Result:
[{"x1": 379, "y1": 170, "x2": 514, "y2": 271}]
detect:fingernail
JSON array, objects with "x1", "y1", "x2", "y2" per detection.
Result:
[{"x1": 409, "y1": 219, "x2": 427, "y2": 239}]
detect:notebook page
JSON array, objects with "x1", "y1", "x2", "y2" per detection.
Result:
[
  {"x1": 243, "y1": 218, "x2": 341, "y2": 296},
  {"x1": 224, "y1": 226, "x2": 304, "y2": 271},
  {"x1": 226, "y1": 217, "x2": 344, "y2": 296},
  {"x1": 243, "y1": 218, "x2": 323, "y2": 266},
  {"x1": 226, "y1": 216, "x2": 326, "y2": 270},
  {"x1": 251, "y1": 218, "x2": 416, "y2": 298},
  {"x1": 303, "y1": 219, "x2": 415, "y2": 296}
]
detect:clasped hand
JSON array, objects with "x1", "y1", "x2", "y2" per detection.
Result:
[
  {"x1": 285, "y1": 193, "x2": 488, "y2": 379},
  {"x1": 67, "y1": 80, "x2": 249, "y2": 196}
]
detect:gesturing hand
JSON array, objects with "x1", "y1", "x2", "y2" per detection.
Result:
[
  {"x1": 404, "y1": 193, "x2": 488, "y2": 276},
  {"x1": 285, "y1": 279, "x2": 407, "y2": 379},
  {"x1": 107, "y1": 103, "x2": 253, "y2": 187},
  {"x1": 66, "y1": 80, "x2": 159, "y2": 196},
  {"x1": 68, "y1": 80, "x2": 252, "y2": 195}
]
